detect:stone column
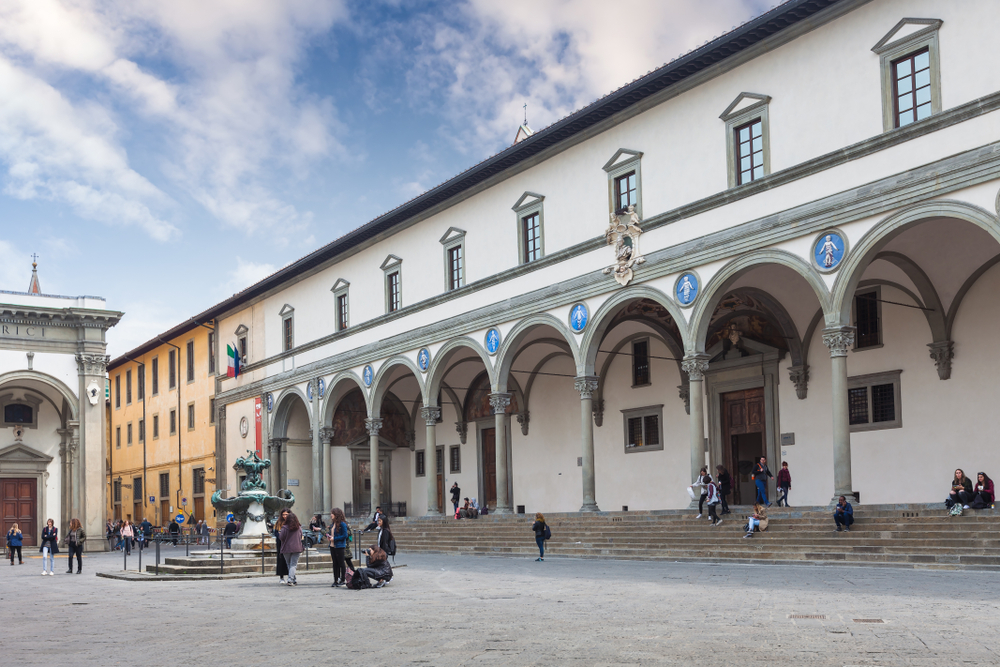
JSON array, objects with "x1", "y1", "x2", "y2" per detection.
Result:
[
  {"x1": 57, "y1": 435, "x2": 69, "y2": 532},
  {"x1": 269, "y1": 438, "x2": 289, "y2": 490},
  {"x1": 823, "y1": 327, "x2": 857, "y2": 503},
  {"x1": 489, "y1": 393, "x2": 512, "y2": 514},
  {"x1": 682, "y1": 355, "x2": 710, "y2": 499},
  {"x1": 320, "y1": 427, "x2": 335, "y2": 513},
  {"x1": 420, "y1": 406, "x2": 442, "y2": 515},
  {"x1": 575, "y1": 376, "x2": 600, "y2": 512},
  {"x1": 310, "y1": 380, "x2": 322, "y2": 518},
  {"x1": 365, "y1": 418, "x2": 383, "y2": 512},
  {"x1": 76, "y1": 354, "x2": 109, "y2": 551}
]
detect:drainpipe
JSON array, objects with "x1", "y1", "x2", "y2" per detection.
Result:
[{"x1": 123, "y1": 355, "x2": 147, "y2": 516}]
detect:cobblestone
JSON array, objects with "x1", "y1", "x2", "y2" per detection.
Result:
[{"x1": 3, "y1": 549, "x2": 999, "y2": 665}]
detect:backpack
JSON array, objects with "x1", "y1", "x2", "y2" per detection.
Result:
[
  {"x1": 543, "y1": 524, "x2": 551, "y2": 540},
  {"x1": 387, "y1": 535, "x2": 397, "y2": 557}
]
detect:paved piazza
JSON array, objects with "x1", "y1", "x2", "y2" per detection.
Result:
[{"x1": 3, "y1": 550, "x2": 998, "y2": 666}]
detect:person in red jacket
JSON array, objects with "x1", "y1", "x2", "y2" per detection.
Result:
[
  {"x1": 972, "y1": 472, "x2": 995, "y2": 509},
  {"x1": 776, "y1": 462, "x2": 792, "y2": 507}
]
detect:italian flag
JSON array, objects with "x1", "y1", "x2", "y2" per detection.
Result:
[{"x1": 227, "y1": 343, "x2": 241, "y2": 378}]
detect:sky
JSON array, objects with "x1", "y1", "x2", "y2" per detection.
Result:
[{"x1": 0, "y1": 0, "x2": 772, "y2": 356}]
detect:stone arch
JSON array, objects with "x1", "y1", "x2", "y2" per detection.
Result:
[
  {"x1": 0, "y1": 370, "x2": 78, "y2": 421},
  {"x1": 270, "y1": 385, "x2": 311, "y2": 438},
  {"x1": 832, "y1": 200, "x2": 1000, "y2": 326},
  {"x1": 425, "y1": 336, "x2": 495, "y2": 399},
  {"x1": 689, "y1": 249, "x2": 830, "y2": 354},
  {"x1": 580, "y1": 284, "x2": 685, "y2": 375},
  {"x1": 370, "y1": 355, "x2": 426, "y2": 416},
  {"x1": 869, "y1": 251, "x2": 947, "y2": 342},
  {"x1": 946, "y1": 253, "x2": 1000, "y2": 339},
  {"x1": 321, "y1": 371, "x2": 368, "y2": 427},
  {"x1": 495, "y1": 313, "x2": 580, "y2": 392},
  {"x1": 594, "y1": 331, "x2": 684, "y2": 417}
]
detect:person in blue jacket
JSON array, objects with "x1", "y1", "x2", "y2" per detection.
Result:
[
  {"x1": 6, "y1": 523, "x2": 23, "y2": 565},
  {"x1": 329, "y1": 507, "x2": 350, "y2": 588},
  {"x1": 834, "y1": 495, "x2": 854, "y2": 532}
]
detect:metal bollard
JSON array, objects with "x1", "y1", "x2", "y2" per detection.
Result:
[
  {"x1": 138, "y1": 539, "x2": 142, "y2": 573},
  {"x1": 185, "y1": 534, "x2": 190, "y2": 557},
  {"x1": 261, "y1": 534, "x2": 265, "y2": 575},
  {"x1": 123, "y1": 542, "x2": 127, "y2": 572},
  {"x1": 219, "y1": 533, "x2": 224, "y2": 574},
  {"x1": 155, "y1": 538, "x2": 160, "y2": 575}
]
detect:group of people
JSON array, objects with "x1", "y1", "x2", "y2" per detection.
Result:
[
  {"x1": 6, "y1": 518, "x2": 86, "y2": 574},
  {"x1": 947, "y1": 469, "x2": 995, "y2": 511}
]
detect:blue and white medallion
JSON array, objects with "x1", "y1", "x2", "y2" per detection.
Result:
[
  {"x1": 813, "y1": 231, "x2": 846, "y2": 271},
  {"x1": 318, "y1": 378, "x2": 326, "y2": 398},
  {"x1": 306, "y1": 381, "x2": 314, "y2": 400},
  {"x1": 675, "y1": 272, "x2": 699, "y2": 306},
  {"x1": 266, "y1": 393, "x2": 273, "y2": 413},
  {"x1": 417, "y1": 348, "x2": 431, "y2": 373},
  {"x1": 485, "y1": 328, "x2": 501, "y2": 356},
  {"x1": 363, "y1": 364, "x2": 374, "y2": 387},
  {"x1": 569, "y1": 303, "x2": 589, "y2": 333}
]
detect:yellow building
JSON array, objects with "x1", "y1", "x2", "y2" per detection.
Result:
[{"x1": 106, "y1": 320, "x2": 218, "y2": 528}]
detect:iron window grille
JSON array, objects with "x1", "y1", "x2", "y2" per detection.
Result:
[
  {"x1": 450, "y1": 446, "x2": 461, "y2": 474},
  {"x1": 159, "y1": 473, "x2": 170, "y2": 498},
  {"x1": 415, "y1": 451, "x2": 425, "y2": 477},
  {"x1": 632, "y1": 339, "x2": 650, "y2": 386},
  {"x1": 621, "y1": 405, "x2": 664, "y2": 452},
  {"x1": 848, "y1": 370, "x2": 902, "y2": 432}
]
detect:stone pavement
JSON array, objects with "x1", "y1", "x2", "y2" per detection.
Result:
[{"x1": 3, "y1": 549, "x2": 999, "y2": 666}]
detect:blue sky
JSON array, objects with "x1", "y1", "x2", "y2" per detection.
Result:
[{"x1": 0, "y1": 0, "x2": 770, "y2": 355}]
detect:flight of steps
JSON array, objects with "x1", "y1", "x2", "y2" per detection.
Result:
[{"x1": 390, "y1": 505, "x2": 1000, "y2": 570}]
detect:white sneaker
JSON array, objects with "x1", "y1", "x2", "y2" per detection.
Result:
[
  {"x1": 716, "y1": 520, "x2": 723, "y2": 526},
  {"x1": 696, "y1": 514, "x2": 702, "y2": 519},
  {"x1": 279, "y1": 578, "x2": 286, "y2": 584},
  {"x1": 964, "y1": 505, "x2": 970, "y2": 509},
  {"x1": 41, "y1": 571, "x2": 46, "y2": 576}
]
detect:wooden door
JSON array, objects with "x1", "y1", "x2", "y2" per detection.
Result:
[
  {"x1": 436, "y1": 445, "x2": 445, "y2": 512},
  {"x1": 160, "y1": 500, "x2": 170, "y2": 526},
  {"x1": 1, "y1": 478, "x2": 36, "y2": 546},
  {"x1": 132, "y1": 501, "x2": 142, "y2": 523},
  {"x1": 193, "y1": 497, "x2": 204, "y2": 522},
  {"x1": 482, "y1": 428, "x2": 497, "y2": 508},
  {"x1": 721, "y1": 388, "x2": 766, "y2": 506}
]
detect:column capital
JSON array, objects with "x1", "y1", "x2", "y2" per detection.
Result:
[
  {"x1": 268, "y1": 436, "x2": 288, "y2": 449},
  {"x1": 822, "y1": 327, "x2": 856, "y2": 357},
  {"x1": 75, "y1": 353, "x2": 109, "y2": 376},
  {"x1": 681, "y1": 354, "x2": 710, "y2": 381},
  {"x1": 788, "y1": 364, "x2": 810, "y2": 400},
  {"x1": 365, "y1": 417, "x2": 383, "y2": 436},
  {"x1": 488, "y1": 392, "x2": 511, "y2": 415},
  {"x1": 516, "y1": 411, "x2": 530, "y2": 436},
  {"x1": 318, "y1": 427, "x2": 335, "y2": 445},
  {"x1": 927, "y1": 340, "x2": 954, "y2": 380},
  {"x1": 420, "y1": 406, "x2": 441, "y2": 426},
  {"x1": 455, "y1": 421, "x2": 468, "y2": 444},
  {"x1": 574, "y1": 376, "x2": 599, "y2": 399}
]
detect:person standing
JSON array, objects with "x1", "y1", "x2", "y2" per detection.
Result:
[
  {"x1": 65, "y1": 518, "x2": 86, "y2": 574},
  {"x1": 140, "y1": 518, "x2": 153, "y2": 545},
  {"x1": 531, "y1": 513, "x2": 548, "y2": 561},
  {"x1": 168, "y1": 517, "x2": 180, "y2": 546},
  {"x1": 834, "y1": 495, "x2": 854, "y2": 532},
  {"x1": 278, "y1": 511, "x2": 303, "y2": 586},
  {"x1": 329, "y1": 507, "x2": 350, "y2": 588},
  {"x1": 375, "y1": 515, "x2": 394, "y2": 558},
  {"x1": 273, "y1": 510, "x2": 290, "y2": 584},
  {"x1": 752, "y1": 457, "x2": 774, "y2": 506},
  {"x1": 6, "y1": 523, "x2": 23, "y2": 565},
  {"x1": 40, "y1": 519, "x2": 58, "y2": 575},
  {"x1": 715, "y1": 465, "x2": 732, "y2": 515},
  {"x1": 223, "y1": 517, "x2": 238, "y2": 548},
  {"x1": 705, "y1": 479, "x2": 723, "y2": 527},
  {"x1": 694, "y1": 468, "x2": 712, "y2": 519},
  {"x1": 776, "y1": 462, "x2": 792, "y2": 507},
  {"x1": 120, "y1": 520, "x2": 134, "y2": 555},
  {"x1": 450, "y1": 483, "x2": 461, "y2": 516}
]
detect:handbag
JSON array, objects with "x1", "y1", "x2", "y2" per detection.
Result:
[
  {"x1": 344, "y1": 568, "x2": 354, "y2": 586},
  {"x1": 686, "y1": 486, "x2": 697, "y2": 501}
]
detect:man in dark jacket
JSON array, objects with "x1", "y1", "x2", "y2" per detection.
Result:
[
  {"x1": 140, "y1": 518, "x2": 153, "y2": 542},
  {"x1": 168, "y1": 518, "x2": 180, "y2": 546},
  {"x1": 223, "y1": 517, "x2": 238, "y2": 548},
  {"x1": 450, "y1": 483, "x2": 461, "y2": 515},
  {"x1": 752, "y1": 457, "x2": 774, "y2": 506},
  {"x1": 362, "y1": 507, "x2": 384, "y2": 533},
  {"x1": 834, "y1": 496, "x2": 854, "y2": 532}
]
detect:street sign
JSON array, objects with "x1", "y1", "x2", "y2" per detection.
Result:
[
  {"x1": 175, "y1": 514, "x2": 185, "y2": 524},
  {"x1": 226, "y1": 513, "x2": 234, "y2": 522},
  {"x1": 181, "y1": 497, "x2": 188, "y2": 506},
  {"x1": 149, "y1": 495, "x2": 155, "y2": 503}
]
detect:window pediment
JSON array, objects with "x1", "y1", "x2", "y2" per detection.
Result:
[
  {"x1": 380, "y1": 254, "x2": 402, "y2": 271},
  {"x1": 512, "y1": 191, "x2": 545, "y2": 212},
  {"x1": 439, "y1": 227, "x2": 467, "y2": 245},
  {"x1": 719, "y1": 92, "x2": 771, "y2": 121},
  {"x1": 872, "y1": 18, "x2": 942, "y2": 54},
  {"x1": 602, "y1": 148, "x2": 642, "y2": 173},
  {"x1": 331, "y1": 278, "x2": 350, "y2": 293},
  {"x1": 234, "y1": 324, "x2": 249, "y2": 336},
  {"x1": 278, "y1": 304, "x2": 294, "y2": 317}
]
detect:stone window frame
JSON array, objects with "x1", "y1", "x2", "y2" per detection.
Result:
[
  {"x1": 152, "y1": 413, "x2": 160, "y2": 440},
  {"x1": 512, "y1": 192, "x2": 545, "y2": 265},
  {"x1": 415, "y1": 450, "x2": 426, "y2": 477},
  {"x1": 631, "y1": 337, "x2": 652, "y2": 388},
  {"x1": 127, "y1": 421, "x2": 133, "y2": 446},
  {"x1": 620, "y1": 404, "x2": 664, "y2": 453},
  {"x1": 116, "y1": 425, "x2": 121, "y2": 449},
  {"x1": 187, "y1": 401, "x2": 196, "y2": 431},
  {"x1": 852, "y1": 285, "x2": 884, "y2": 352},
  {"x1": 848, "y1": 369, "x2": 902, "y2": 433},
  {"x1": 209, "y1": 398, "x2": 216, "y2": 426},
  {"x1": 151, "y1": 356, "x2": 159, "y2": 396},
  {"x1": 279, "y1": 304, "x2": 295, "y2": 353},
  {"x1": 208, "y1": 331, "x2": 216, "y2": 376},
  {"x1": 168, "y1": 349, "x2": 177, "y2": 390},
  {"x1": 602, "y1": 149, "x2": 643, "y2": 219},
  {"x1": 159, "y1": 472, "x2": 170, "y2": 499},
  {"x1": 1, "y1": 393, "x2": 40, "y2": 429},
  {"x1": 440, "y1": 227, "x2": 467, "y2": 292},
  {"x1": 138, "y1": 418, "x2": 145, "y2": 443},
  {"x1": 381, "y1": 255, "x2": 403, "y2": 314},
  {"x1": 449, "y1": 445, "x2": 461, "y2": 474},
  {"x1": 169, "y1": 408, "x2": 177, "y2": 436},
  {"x1": 872, "y1": 18, "x2": 943, "y2": 132},
  {"x1": 235, "y1": 324, "x2": 249, "y2": 364},
  {"x1": 126, "y1": 369, "x2": 132, "y2": 405},
  {"x1": 720, "y1": 93, "x2": 771, "y2": 189},
  {"x1": 115, "y1": 374, "x2": 121, "y2": 409},
  {"x1": 185, "y1": 339, "x2": 195, "y2": 384},
  {"x1": 192, "y1": 467, "x2": 206, "y2": 497},
  {"x1": 137, "y1": 365, "x2": 144, "y2": 401},
  {"x1": 331, "y1": 279, "x2": 350, "y2": 331}
]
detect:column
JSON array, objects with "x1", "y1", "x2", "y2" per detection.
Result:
[
  {"x1": 320, "y1": 427, "x2": 335, "y2": 513},
  {"x1": 575, "y1": 377, "x2": 600, "y2": 512},
  {"x1": 681, "y1": 354, "x2": 710, "y2": 502},
  {"x1": 823, "y1": 327, "x2": 857, "y2": 503},
  {"x1": 489, "y1": 393, "x2": 512, "y2": 514},
  {"x1": 76, "y1": 353, "x2": 109, "y2": 551},
  {"x1": 421, "y1": 406, "x2": 442, "y2": 515},
  {"x1": 365, "y1": 418, "x2": 383, "y2": 512},
  {"x1": 310, "y1": 380, "x2": 322, "y2": 517},
  {"x1": 269, "y1": 438, "x2": 289, "y2": 490},
  {"x1": 57, "y1": 436, "x2": 69, "y2": 531}
]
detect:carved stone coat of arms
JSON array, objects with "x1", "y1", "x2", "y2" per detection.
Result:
[{"x1": 603, "y1": 205, "x2": 645, "y2": 286}]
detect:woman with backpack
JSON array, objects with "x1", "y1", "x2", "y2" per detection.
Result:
[
  {"x1": 348, "y1": 546, "x2": 393, "y2": 589},
  {"x1": 329, "y1": 507, "x2": 350, "y2": 588},
  {"x1": 6, "y1": 523, "x2": 23, "y2": 565},
  {"x1": 278, "y1": 511, "x2": 303, "y2": 586},
  {"x1": 531, "y1": 513, "x2": 549, "y2": 561}
]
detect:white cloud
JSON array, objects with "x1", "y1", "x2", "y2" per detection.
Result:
[
  {"x1": 0, "y1": 240, "x2": 28, "y2": 292},
  {"x1": 226, "y1": 257, "x2": 277, "y2": 296}
]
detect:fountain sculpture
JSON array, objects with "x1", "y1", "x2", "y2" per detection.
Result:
[{"x1": 211, "y1": 450, "x2": 295, "y2": 550}]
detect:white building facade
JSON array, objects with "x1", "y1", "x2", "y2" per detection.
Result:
[
  {"x1": 0, "y1": 267, "x2": 120, "y2": 549},
  {"x1": 209, "y1": 0, "x2": 1000, "y2": 518}
]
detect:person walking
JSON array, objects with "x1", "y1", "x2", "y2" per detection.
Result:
[
  {"x1": 273, "y1": 509, "x2": 290, "y2": 584},
  {"x1": 694, "y1": 467, "x2": 712, "y2": 519},
  {"x1": 374, "y1": 515, "x2": 394, "y2": 558},
  {"x1": 752, "y1": 457, "x2": 774, "y2": 506},
  {"x1": 223, "y1": 517, "x2": 238, "y2": 548},
  {"x1": 715, "y1": 465, "x2": 732, "y2": 515},
  {"x1": 450, "y1": 483, "x2": 461, "y2": 516},
  {"x1": 705, "y1": 479, "x2": 723, "y2": 527},
  {"x1": 531, "y1": 513, "x2": 549, "y2": 561},
  {"x1": 120, "y1": 520, "x2": 134, "y2": 556},
  {"x1": 6, "y1": 523, "x2": 23, "y2": 565},
  {"x1": 65, "y1": 518, "x2": 86, "y2": 574},
  {"x1": 40, "y1": 519, "x2": 59, "y2": 575},
  {"x1": 168, "y1": 517, "x2": 180, "y2": 546},
  {"x1": 329, "y1": 507, "x2": 350, "y2": 588},
  {"x1": 776, "y1": 461, "x2": 792, "y2": 507},
  {"x1": 834, "y1": 495, "x2": 854, "y2": 532},
  {"x1": 278, "y1": 511, "x2": 303, "y2": 586},
  {"x1": 105, "y1": 520, "x2": 115, "y2": 549}
]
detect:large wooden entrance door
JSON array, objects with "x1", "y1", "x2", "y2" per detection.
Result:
[
  {"x1": 160, "y1": 500, "x2": 170, "y2": 526},
  {"x1": 1, "y1": 478, "x2": 37, "y2": 546},
  {"x1": 481, "y1": 428, "x2": 497, "y2": 509},
  {"x1": 721, "y1": 388, "x2": 766, "y2": 505},
  {"x1": 436, "y1": 445, "x2": 445, "y2": 512},
  {"x1": 353, "y1": 455, "x2": 391, "y2": 511}
]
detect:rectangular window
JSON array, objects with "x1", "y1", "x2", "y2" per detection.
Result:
[
  {"x1": 621, "y1": 405, "x2": 664, "y2": 452},
  {"x1": 208, "y1": 332, "x2": 216, "y2": 375},
  {"x1": 127, "y1": 422, "x2": 133, "y2": 446},
  {"x1": 116, "y1": 426, "x2": 121, "y2": 449},
  {"x1": 151, "y1": 358, "x2": 159, "y2": 396},
  {"x1": 734, "y1": 119, "x2": 764, "y2": 185},
  {"x1": 188, "y1": 403, "x2": 195, "y2": 430},
  {"x1": 170, "y1": 409, "x2": 177, "y2": 435},
  {"x1": 447, "y1": 245, "x2": 464, "y2": 291},
  {"x1": 193, "y1": 468, "x2": 206, "y2": 495},
  {"x1": 238, "y1": 336, "x2": 248, "y2": 364},
  {"x1": 855, "y1": 291, "x2": 881, "y2": 349},
  {"x1": 632, "y1": 339, "x2": 650, "y2": 386},
  {"x1": 387, "y1": 271, "x2": 401, "y2": 313},
  {"x1": 283, "y1": 316, "x2": 294, "y2": 351},
  {"x1": 159, "y1": 472, "x2": 170, "y2": 498},
  {"x1": 209, "y1": 398, "x2": 216, "y2": 425},
  {"x1": 614, "y1": 171, "x2": 636, "y2": 212},
  {"x1": 437, "y1": 447, "x2": 445, "y2": 475},
  {"x1": 152, "y1": 414, "x2": 159, "y2": 440},
  {"x1": 115, "y1": 375, "x2": 121, "y2": 409},
  {"x1": 848, "y1": 370, "x2": 902, "y2": 432},
  {"x1": 138, "y1": 419, "x2": 145, "y2": 443},
  {"x1": 186, "y1": 341, "x2": 195, "y2": 382},
  {"x1": 134, "y1": 477, "x2": 142, "y2": 502},
  {"x1": 449, "y1": 445, "x2": 461, "y2": 473},
  {"x1": 126, "y1": 369, "x2": 132, "y2": 405},
  {"x1": 137, "y1": 366, "x2": 144, "y2": 401},
  {"x1": 337, "y1": 294, "x2": 349, "y2": 330},
  {"x1": 113, "y1": 479, "x2": 122, "y2": 503},
  {"x1": 415, "y1": 450, "x2": 426, "y2": 477},
  {"x1": 893, "y1": 48, "x2": 932, "y2": 128},
  {"x1": 168, "y1": 350, "x2": 176, "y2": 389},
  {"x1": 522, "y1": 213, "x2": 541, "y2": 263}
]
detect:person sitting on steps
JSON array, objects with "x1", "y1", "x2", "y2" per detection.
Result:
[
  {"x1": 834, "y1": 495, "x2": 854, "y2": 532},
  {"x1": 743, "y1": 503, "x2": 768, "y2": 538},
  {"x1": 971, "y1": 472, "x2": 995, "y2": 509},
  {"x1": 946, "y1": 469, "x2": 973, "y2": 509}
]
